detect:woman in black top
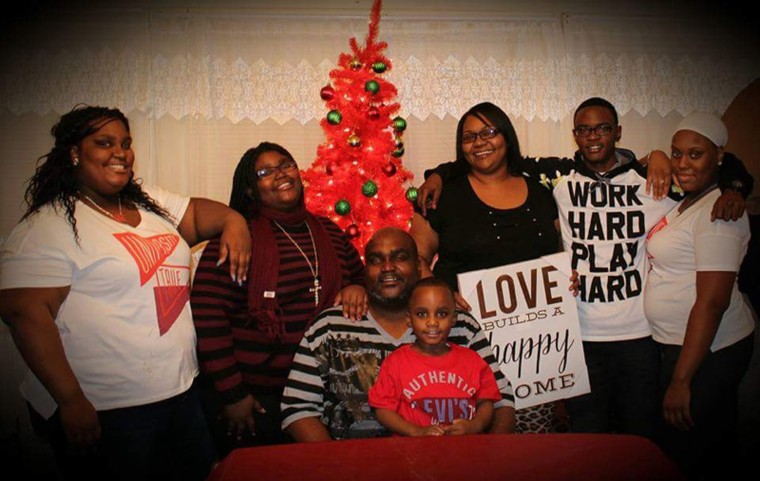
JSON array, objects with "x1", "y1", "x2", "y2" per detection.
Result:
[{"x1": 410, "y1": 102, "x2": 560, "y2": 434}]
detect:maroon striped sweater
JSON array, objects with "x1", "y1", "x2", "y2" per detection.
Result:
[{"x1": 190, "y1": 216, "x2": 364, "y2": 404}]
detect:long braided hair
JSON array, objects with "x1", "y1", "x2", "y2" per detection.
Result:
[{"x1": 23, "y1": 104, "x2": 171, "y2": 240}]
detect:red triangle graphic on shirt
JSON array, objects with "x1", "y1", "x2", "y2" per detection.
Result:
[
  {"x1": 154, "y1": 283, "x2": 190, "y2": 336},
  {"x1": 114, "y1": 232, "x2": 180, "y2": 286}
]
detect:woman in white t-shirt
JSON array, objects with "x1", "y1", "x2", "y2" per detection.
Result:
[
  {"x1": 644, "y1": 113, "x2": 755, "y2": 480},
  {"x1": 0, "y1": 105, "x2": 251, "y2": 481}
]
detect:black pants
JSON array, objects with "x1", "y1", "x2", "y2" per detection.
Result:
[
  {"x1": 28, "y1": 381, "x2": 213, "y2": 481},
  {"x1": 657, "y1": 334, "x2": 754, "y2": 480},
  {"x1": 198, "y1": 375, "x2": 293, "y2": 461}
]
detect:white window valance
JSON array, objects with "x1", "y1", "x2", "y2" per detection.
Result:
[{"x1": 2, "y1": 7, "x2": 758, "y2": 123}]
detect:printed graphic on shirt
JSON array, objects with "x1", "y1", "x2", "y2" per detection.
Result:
[
  {"x1": 564, "y1": 181, "x2": 645, "y2": 303},
  {"x1": 401, "y1": 370, "x2": 478, "y2": 399},
  {"x1": 314, "y1": 333, "x2": 391, "y2": 439},
  {"x1": 410, "y1": 398, "x2": 476, "y2": 424},
  {"x1": 114, "y1": 232, "x2": 189, "y2": 335},
  {"x1": 115, "y1": 232, "x2": 180, "y2": 285},
  {"x1": 645, "y1": 216, "x2": 669, "y2": 265}
]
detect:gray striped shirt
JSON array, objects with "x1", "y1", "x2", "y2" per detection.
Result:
[{"x1": 281, "y1": 306, "x2": 515, "y2": 439}]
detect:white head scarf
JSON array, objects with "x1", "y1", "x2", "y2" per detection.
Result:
[{"x1": 674, "y1": 112, "x2": 728, "y2": 147}]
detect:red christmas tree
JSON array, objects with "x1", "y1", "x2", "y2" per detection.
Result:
[{"x1": 302, "y1": 0, "x2": 416, "y2": 256}]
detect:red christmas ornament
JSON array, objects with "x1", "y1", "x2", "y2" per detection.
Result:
[
  {"x1": 320, "y1": 85, "x2": 335, "y2": 101},
  {"x1": 346, "y1": 224, "x2": 360, "y2": 238},
  {"x1": 382, "y1": 161, "x2": 397, "y2": 176},
  {"x1": 367, "y1": 106, "x2": 380, "y2": 120}
]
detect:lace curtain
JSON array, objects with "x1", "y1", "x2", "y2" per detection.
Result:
[
  {"x1": 1, "y1": 4, "x2": 758, "y2": 236},
  {"x1": 4, "y1": 10, "x2": 757, "y2": 122}
]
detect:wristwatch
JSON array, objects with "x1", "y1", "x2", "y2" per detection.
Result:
[{"x1": 728, "y1": 179, "x2": 745, "y2": 194}]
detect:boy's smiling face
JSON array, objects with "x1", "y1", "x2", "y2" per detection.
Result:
[{"x1": 408, "y1": 285, "x2": 456, "y2": 356}]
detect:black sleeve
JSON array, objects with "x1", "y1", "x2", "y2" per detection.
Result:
[
  {"x1": 514, "y1": 156, "x2": 576, "y2": 178},
  {"x1": 424, "y1": 159, "x2": 468, "y2": 181},
  {"x1": 425, "y1": 155, "x2": 577, "y2": 181},
  {"x1": 718, "y1": 152, "x2": 754, "y2": 198}
]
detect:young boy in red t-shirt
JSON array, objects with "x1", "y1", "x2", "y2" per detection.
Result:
[{"x1": 368, "y1": 277, "x2": 500, "y2": 436}]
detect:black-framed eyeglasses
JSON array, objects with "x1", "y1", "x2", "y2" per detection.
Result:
[
  {"x1": 256, "y1": 159, "x2": 298, "y2": 180},
  {"x1": 461, "y1": 126, "x2": 501, "y2": 144},
  {"x1": 573, "y1": 124, "x2": 615, "y2": 138}
]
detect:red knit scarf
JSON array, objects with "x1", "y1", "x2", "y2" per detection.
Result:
[{"x1": 247, "y1": 202, "x2": 342, "y2": 338}]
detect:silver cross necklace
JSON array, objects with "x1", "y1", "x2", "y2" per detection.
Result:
[{"x1": 273, "y1": 220, "x2": 321, "y2": 306}]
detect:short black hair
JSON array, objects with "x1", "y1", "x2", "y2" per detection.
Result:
[
  {"x1": 410, "y1": 276, "x2": 456, "y2": 305},
  {"x1": 574, "y1": 97, "x2": 619, "y2": 126}
]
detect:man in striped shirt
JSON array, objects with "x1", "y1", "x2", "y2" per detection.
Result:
[{"x1": 281, "y1": 227, "x2": 516, "y2": 441}]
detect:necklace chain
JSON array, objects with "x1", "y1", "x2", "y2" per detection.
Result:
[
  {"x1": 79, "y1": 193, "x2": 126, "y2": 222},
  {"x1": 678, "y1": 183, "x2": 718, "y2": 215},
  {"x1": 273, "y1": 220, "x2": 321, "y2": 306}
]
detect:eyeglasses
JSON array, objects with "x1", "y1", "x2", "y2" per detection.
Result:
[
  {"x1": 573, "y1": 124, "x2": 615, "y2": 138},
  {"x1": 461, "y1": 127, "x2": 501, "y2": 144},
  {"x1": 256, "y1": 159, "x2": 298, "y2": 180}
]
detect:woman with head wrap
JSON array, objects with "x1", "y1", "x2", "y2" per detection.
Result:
[{"x1": 644, "y1": 113, "x2": 755, "y2": 480}]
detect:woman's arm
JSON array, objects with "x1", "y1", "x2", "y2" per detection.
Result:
[
  {"x1": 409, "y1": 212, "x2": 439, "y2": 279},
  {"x1": 331, "y1": 223, "x2": 369, "y2": 320},
  {"x1": 190, "y1": 240, "x2": 262, "y2": 430},
  {"x1": 177, "y1": 197, "x2": 251, "y2": 284},
  {"x1": 663, "y1": 271, "x2": 735, "y2": 431},
  {"x1": 333, "y1": 284, "x2": 368, "y2": 321},
  {"x1": 0, "y1": 287, "x2": 101, "y2": 450}
]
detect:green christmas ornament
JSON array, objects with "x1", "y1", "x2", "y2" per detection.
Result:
[
  {"x1": 392, "y1": 146, "x2": 405, "y2": 158},
  {"x1": 362, "y1": 180, "x2": 378, "y2": 197},
  {"x1": 334, "y1": 200, "x2": 351, "y2": 216},
  {"x1": 405, "y1": 186, "x2": 418, "y2": 202},
  {"x1": 326, "y1": 110, "x2": 342, "y2": 125},
  {"x1": 393, "y1": 116, "x2": 407, "y2": 132},
  {"x1": 372, "y1": 61, "x2": 387, "y2": 73},
  {"x1": 364, "y1": 80, "x2": 380, "y2": 94}
]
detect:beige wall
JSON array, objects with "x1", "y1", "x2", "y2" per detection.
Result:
[{"x1": 724, "y1": 77, "x2": 760, "y2": 214}]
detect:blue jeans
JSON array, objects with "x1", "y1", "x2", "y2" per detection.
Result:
[
  {"x1": 30, "y1": 380, "x2": 214, "y2": 481},
  {"x1": 564, "y1": 336, "x2": 660, "y2": 440}
]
